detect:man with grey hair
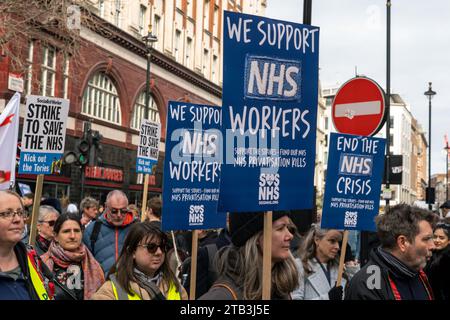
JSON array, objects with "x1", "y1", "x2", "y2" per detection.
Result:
[
  {"x1": 82, "y1": 190, "x2": 137, "y2": 274},
  {"x1": 345, "y1": 204, "x2": 437, "y2": 300}
]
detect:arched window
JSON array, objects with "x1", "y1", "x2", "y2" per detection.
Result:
[
  {"x1": 82, "y1": 72, "x2": 122, "y2": 124},
  {"x1": 130, "y1": 91, "x2": 160, "y2": 130}
]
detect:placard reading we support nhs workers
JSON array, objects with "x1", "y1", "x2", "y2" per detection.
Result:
[
  {"x1": 218, "y1": 11, "x2": 320, "y2": 212},
  {"x1": 321, "y1": 133, "x2": 386, "y2": 231},
  {"x1": 162, "y1": 101, "x2": 226, "y2": 231},
  {"x1": 136, "y1": 119, "x2": 161, "y2": 174},
  {"x1": 19, "y1": 96, "x2": 69, "y2": 175}
]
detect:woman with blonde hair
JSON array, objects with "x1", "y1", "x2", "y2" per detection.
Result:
[
  {"x1": 292, "y1": 224, "x2": 347, "y2": 300},
  {"x1": 199, "y1": 211, "x2": 299, "y2": 300},
  {"x1": 92, "y1": 222, "x2": 187, "y2": 300}
]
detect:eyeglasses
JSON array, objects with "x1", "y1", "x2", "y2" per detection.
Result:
[
  {"x1": 0, "y1": 209, "x2": 26, "y2": 220},
  {"x1": 39, "y1": 220, "x2": 56, "y2": 227},
  {"x1": 138, "y1": 242, "x2": 166, "y2": 254},
  {"x1": 109, "y1": 208, "x2": 129, "y2": 216}
]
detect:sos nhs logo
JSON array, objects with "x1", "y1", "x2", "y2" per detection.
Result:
[
  {"x1": 189, "y1": 205, "x2": 205, "y2": 226},
  {"x1": 258, "y1": 173, "x2": 280, "y2": 205}
]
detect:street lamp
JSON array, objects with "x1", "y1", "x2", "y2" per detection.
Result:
[
  {"x1": 424, "y1": 82, "x2": 436, "y2": 210},
  {"x1": 140, "y1": 25, "x2": 158, "y2": 222},
  {"x1": 142, "y1": 24, "x2": 158, "y2": 120},
  {"x1": 444, "y1": 141, "x2": 449, "y2": 201}
]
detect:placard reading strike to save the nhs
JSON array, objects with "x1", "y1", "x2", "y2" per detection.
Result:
[
  {"x1": 136, "y1": 119, "x2": 161, "y2": 174},
  {"x1": 218, "y1": 11, "x2": 320, "y2": 212},
  {"x1": 19, "y1": 96, "x2": 69, "y2": 175},
  {"x1": 161, "y1": 101, "x2": 226, "y2": 231},
  {"x1": 321, "y1": 133, "x2": 386, "y2": 231}
]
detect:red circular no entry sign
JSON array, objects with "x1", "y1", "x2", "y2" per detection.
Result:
[{"x1": 332, "y1": 77, "x2": 386, "y2": 136}]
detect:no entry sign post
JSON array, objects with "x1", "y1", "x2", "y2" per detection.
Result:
[{"x1": 332, "y1": 77, "x2": 386, "y2": 137}]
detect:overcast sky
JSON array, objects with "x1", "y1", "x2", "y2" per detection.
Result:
[{"x1": 266, "y1": 0, "x2": 450, "y2": 175}]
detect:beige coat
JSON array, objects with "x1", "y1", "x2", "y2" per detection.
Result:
[{"x1": 91, "y1": 278, "x2": 188, "y2": 300}]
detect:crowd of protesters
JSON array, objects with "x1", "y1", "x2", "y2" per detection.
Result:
[{"x1": 1, "y1": 188, "x2": 449, "y2": 300}]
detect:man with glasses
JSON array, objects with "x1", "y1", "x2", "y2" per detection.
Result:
[
  {"x1": 35, "y1": 206, "x2": 59, "y2": 256},
  {"x1": 83, "y1": 190, "x2": 137, "y2": 275},
  {"x1": 0, "y1": 190, "x2": 57, "y2": 299}
]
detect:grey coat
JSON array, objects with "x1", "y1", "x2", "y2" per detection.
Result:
[{"x1": 292, "y1": 258, "x2": 347, "y2": 300}]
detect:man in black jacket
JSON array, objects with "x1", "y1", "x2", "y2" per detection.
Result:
[{"x1": 345, "y1": 204, "x2": 437, "y2": 300}]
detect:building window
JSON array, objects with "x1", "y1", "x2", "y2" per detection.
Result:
[
  {"x1": 82, "y1": 72, "x2": 122, "y2": 124},
  {"x1": 62, "y1": 56, "x2": 70, "y2": 99},
  {"x1": 139, "y1": 5, "x2": 147, "y2": 35},
  {"x1": 324, "y1": 116, "x2": 329, "y2": 130},
  {"x1": 174, "y1": 29, "x2": 182, "y2": 63},
  {"x1": 212, "y1": 55, "x2": 218, "y2": 82},
  {"x1": 390, "y1": 116, "x2": 394, "y2": 129},
  {"x1": 204, "y1": 0, "x2": 210, "y2": 31},
  {"x1": 187, "y1": 0, "x2": 193, "y2": 17},
  {"x1": 98, "y1": 0, "x2": 105, "y2": 18},
  {"x1": 154, "y1": 15, "x2": 161, "y2": 50},
  {"x1": 390, "y1": 134, "x2": 394, "y2": 147},
  {"x1": 213, "y1": 6, "x2": 219, "y2": 37},
  {"x1": 203, "y1": 49, "x2": 209, "y2": 78},
  {"x1": 186, "y1": 37, "x2": 192, "y2": 68},
  {"x1": 131, "y1": 91, "x2": 160, "y2": 130},
  {"x1": 114, "y1": 0, "x2": 121, "y2": 27},
  {"x1": 41, "y1": 46, "x2": 56, "y2": 97},
  {"x1": 25, "y1": 41, "x2": 34, "y2": 95}
]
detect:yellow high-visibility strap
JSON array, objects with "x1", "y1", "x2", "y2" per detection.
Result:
[
  {"x1": 110, "y1": 280, "x2": 141, "y2": 300},
  {"x1": 26, "y1": 255, "x2": 50, "y2": 300},
  {"x1": 167, "y1": 281, "x2": 181, "y2": 300}
]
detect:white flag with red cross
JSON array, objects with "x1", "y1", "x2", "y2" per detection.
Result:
[{"x1": 0, "y1": 93, "x2": 20, "y2": 190}]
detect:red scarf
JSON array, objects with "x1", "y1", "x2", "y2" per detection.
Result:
[{"x1": 41, "y1": 242, "x2": 105, "y2": 300}]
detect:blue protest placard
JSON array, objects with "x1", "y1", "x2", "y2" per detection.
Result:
[
  {"x1": 136, "y1": 119, "x2": 161, "y2": 174},
  {"x1": 218, "y1": 11, "x2": 320, "y2": 212},
  {"x1": 19, "y1": 96, "x2": 69, "y2": 175},
  {"x1": 161, "y1": 101, "x2": 226, "y2": 231},
  {"x1": 321, "y1": 133, "x2": 386, "y2": 231}
]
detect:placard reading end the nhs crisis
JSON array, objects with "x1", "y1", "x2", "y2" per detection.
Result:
[
  {"x1": 162, "y1": 101, "x2": 226, "y2": 231},
  {"x1": 321, "y1": 133, "x2": 386, "y2": 231},
  {"x1": 19, "y1": 96, "x2": 69, "y2": 175},
  {"x1": 218, "y1": 11, "x2": 320, "y2": 212}
]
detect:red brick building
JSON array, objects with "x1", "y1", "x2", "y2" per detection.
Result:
[{"x1": 0, "y1": 13, "x2": 221, "y2": 205}]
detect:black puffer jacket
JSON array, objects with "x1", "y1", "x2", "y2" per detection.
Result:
[{"x1": 425, "y1": 246, "x2": 450, "y2": 300}]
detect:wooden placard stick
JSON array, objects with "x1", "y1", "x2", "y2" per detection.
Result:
[
  {"x1": 140, "y1": 174, "x2": 149, "y2": 222},
  {"x1": 189, "y1": 229, "x2": 199, "y2": 300},
  {"x1": 262, "y1": 211, "x2": 273, "y2": 300},
  {"x1": 28, "y1": 174, "x2": 44, "y2": 247},
  {"x1": 336, "y1": 230, "x2": 349, "y2": 287}
]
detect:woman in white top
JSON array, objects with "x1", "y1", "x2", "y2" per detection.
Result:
[{"x1": 292, "y1": 224, "x2": 348, "y2": 300}]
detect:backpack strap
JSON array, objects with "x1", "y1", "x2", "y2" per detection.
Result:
[
  {"x1": 211, "y1": 283, "x2": 238, "y2": 300},
  {"x1": 90, "y1": 219, "x2": 103, "y2": 254}
]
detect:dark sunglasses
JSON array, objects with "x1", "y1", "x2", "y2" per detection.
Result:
[
  {"x1": 109, "y1": 208, "x2": 129, "y2": 215},
  {"x1": 139, "y1": 242, "x2": 166, "y2": 254},
  {"x1": 40, "y1": 220, "x2": 56, "y2": 227}
]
